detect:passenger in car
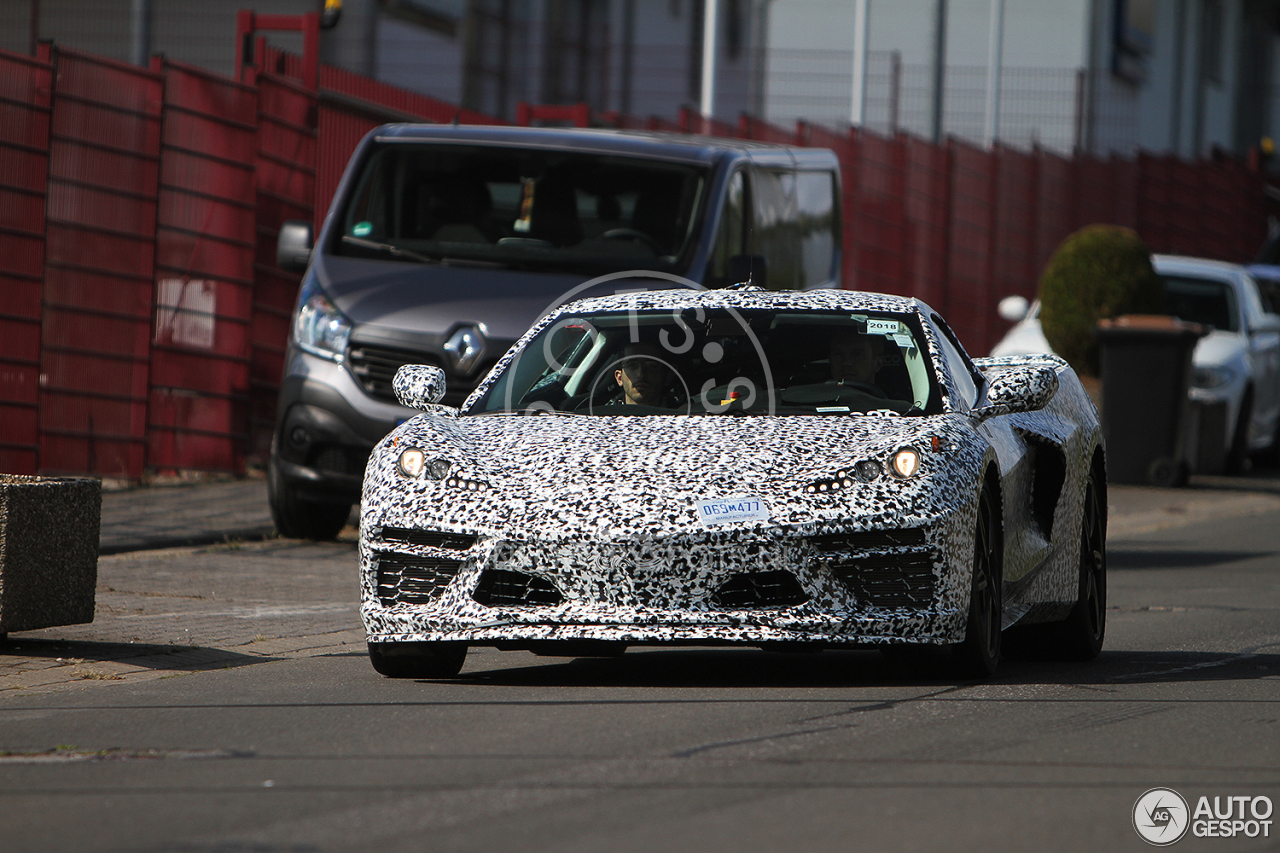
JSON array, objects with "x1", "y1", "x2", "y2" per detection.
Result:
[{"x1": 829, "y1": 330, "x2": 885, "y2": 387}]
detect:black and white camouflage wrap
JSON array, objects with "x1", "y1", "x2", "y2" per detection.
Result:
[{"x1": 359, "y1": 289, "x2": 1104, "y2": 650}]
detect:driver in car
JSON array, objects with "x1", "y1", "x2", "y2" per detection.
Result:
[{"x1": 614, "y1": 342, "x2": 678, "y2": 406}]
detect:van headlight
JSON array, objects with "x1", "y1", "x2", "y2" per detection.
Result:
[{"x1": 294, "y1": 274, "x2": 352, "y2": 362}]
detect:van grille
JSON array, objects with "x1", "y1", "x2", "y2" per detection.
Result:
[{"x1": 347, "y1": 343, "x2": 440, "y2": 403}]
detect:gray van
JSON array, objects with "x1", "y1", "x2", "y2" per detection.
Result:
[{"x1": 270, "y1": 125, "x2": 841, "y2": 538}]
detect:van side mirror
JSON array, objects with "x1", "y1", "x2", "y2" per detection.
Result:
[
  {"x1": 727, "y1": 254, "x2": 768, "y2": 289},
  {"x1": 277, "y1": 220, "x2": 314, "y2": 273},
  {"x1": 394, "y1": 364, "x2": 447, "y2": 409}
]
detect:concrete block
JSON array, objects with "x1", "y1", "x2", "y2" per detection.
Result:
[{"x1": 0, "y1": 475, "x2": 100, "y2": 634}]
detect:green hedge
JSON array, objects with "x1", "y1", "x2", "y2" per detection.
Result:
[{"x1": 1039, "y1": 225, "x2": 1164, "y2": 376}]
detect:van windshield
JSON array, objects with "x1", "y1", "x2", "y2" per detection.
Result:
[{"x1": 334, "y1": 143, "x2": 708, "y2": 275}]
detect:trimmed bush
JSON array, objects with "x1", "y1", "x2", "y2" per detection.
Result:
[{"x1": 1039, "y1": 225, "x2": 1164, "y2": 376}]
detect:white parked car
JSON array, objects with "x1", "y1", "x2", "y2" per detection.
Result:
[{"x1": 991, "y1": 255, "x2": 1280, "y2": 473}]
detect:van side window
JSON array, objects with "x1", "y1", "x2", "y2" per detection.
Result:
[
  {"x1": 795, "y1": 171, "x2": 838, "y2": 288},
  {"x1": 753, "y1": 169, "x2": 799, "y2": 290},
  {"x1": 707, "y1": 170, "x2": 749, "y2": 288}
]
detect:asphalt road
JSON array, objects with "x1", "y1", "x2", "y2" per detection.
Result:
[{"x1": 1, "y1": 490, "x2": 1279, "y2": 852}]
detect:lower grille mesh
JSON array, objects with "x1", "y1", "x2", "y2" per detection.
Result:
[
  {"x1": 473, "y1": 569, "x2": 564, "y2": 607},
  {"x1": 710, "y1": 571, "x2": 809, "y2": 609},
  {"x1": 377, "y1": 552, "x2": 463, "y2": 605},
  {"x1": 830, "y1": 551, "x2": 936, "y2": 608}
]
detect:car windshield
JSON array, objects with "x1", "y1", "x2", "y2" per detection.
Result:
[
  {"x1": 1163, "y1": 275, "x2": 1238, "y2": 332},
  {"x1": 468, "y1": 308, "x2": 943, "y2": 416},
  {"x1": 333, "y1": 143, "x2": 708, "y2": 275}
]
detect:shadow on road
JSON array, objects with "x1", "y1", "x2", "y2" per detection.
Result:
[
  {"x1": 1108, "y1": 547, "x2": 1277, "y2": 569},
  {"x1": 434, "y1": 646, "x2": 1280, "y2": 689},
  {"x1": 0, "y1": 637, "x2": 275, "y2": 671}
]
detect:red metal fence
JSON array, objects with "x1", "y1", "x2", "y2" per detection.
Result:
[
  {"x1": 0, "y1": 45, "x2": 52, "y2": 475},
  {"x1": 40, "y1": 48, "x2": 162, "y2": 478},
  {"x1": 0, "y1": 38, "x2": 1276, "y2": 479}
]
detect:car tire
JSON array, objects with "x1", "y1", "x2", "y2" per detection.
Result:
[
  {"x1": 1005, "y1": 467, "x2": 1106, "y2": 661},
  {"x1": 267, "y1": 451, "x2": 351, "y2": 541},
  {"x1": 951, "y1": 487, "x2": 1002, "y2": 679},
  {"x1": 1252, "y1": 408, "x2": 1280, "y2": 469},
  {"x1": 1225, "y1": 392, "x2": 1253, "y2": 475},
  {"x1": 368, "y1": 641, "x2": 467, "y2": 678}
]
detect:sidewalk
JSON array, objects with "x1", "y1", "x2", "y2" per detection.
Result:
[{"x1": 98, "y1": 477, "x2": 356, "y2": 554}]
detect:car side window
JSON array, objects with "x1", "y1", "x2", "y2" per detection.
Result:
[{"x1": 930, "y1": 313, "x2": 981, "y2": 409}]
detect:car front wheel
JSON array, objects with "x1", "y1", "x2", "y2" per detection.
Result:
[
  {"x1": 952, "y1": 487, "x2": 1002, "y2": 678},
  {"x1": 368, "y1": 642, "x2": 468, "y2": 678}
]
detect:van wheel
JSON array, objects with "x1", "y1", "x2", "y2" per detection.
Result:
[{"x1": 268, "y1": 454, "x2": 351, "y2": 541}]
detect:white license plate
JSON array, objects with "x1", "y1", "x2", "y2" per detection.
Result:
[{"x1": 695, "y1": 496, "x2": 770, "y2": 527}]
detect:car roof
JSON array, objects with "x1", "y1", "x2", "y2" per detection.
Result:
[
  {"x1": 370, "y1": 124, "x2": 838, "y2": 169},
  {"x1": 1153, "y1": 254, "x2": 1248, "y2": 282},
  {"x1": 554, "y1": 286, "x2": 924, "y2": 317}
]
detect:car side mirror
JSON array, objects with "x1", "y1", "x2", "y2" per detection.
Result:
[
  {"x1": 394, "y1": 364, "x2": 447, "y2": 409},
  {"x1": 974, "y1": 363, "x2": 1059, "y2": 420},
  {"x1": 277, "y1": 220, "x2": 314, "y2": 273},
  {"x1": 727, "y1": 254, "x2": 768, "y2": 289},
  {"x1": 997, "y1": 294, "x2": 1031, "y2": 323}
]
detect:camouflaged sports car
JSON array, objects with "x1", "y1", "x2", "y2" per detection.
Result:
[{"x1": 359, "y1": 286, "x2": 1107, "y2": 679}]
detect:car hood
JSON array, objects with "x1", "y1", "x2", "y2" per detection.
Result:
[
  {"x1": 366, "y1": 412, "x2": 981, "y2": 539},
  {"x1": 316, "y1": 255, "x2": 624, "y2": 341}
]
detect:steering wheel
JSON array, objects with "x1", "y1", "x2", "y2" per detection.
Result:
[
  {"x1": 837, "y1": 381, "x2": 887, "y2": 399},
  {"x1": 601, "y1": 228, "x2": 663, "y2": 255}
]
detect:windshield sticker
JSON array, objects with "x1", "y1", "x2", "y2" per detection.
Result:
[
  {"x1": 695, "y1": 496, "x2": 770, "y2": 527},
  {"x1": 352, "y1": 221, "x2": 373, "y2": 237},
  {"x1": 866, "y1": 318, "x2": 900, "y2": 336}
]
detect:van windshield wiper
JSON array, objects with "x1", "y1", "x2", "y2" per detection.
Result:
[{"x1": 342, "y1": 235, "x2": 442, "y2": 264}]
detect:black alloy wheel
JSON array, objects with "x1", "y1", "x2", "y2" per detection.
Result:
[
  {"x1": 368, "y1": 641, "x2": 468, "y2": 678},
  {"x1": 953, "y1": 488, "x2": 1002, "y2": 678}
]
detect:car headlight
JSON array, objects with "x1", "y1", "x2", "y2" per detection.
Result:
[
  {"x1": 1192, "y1": 365, "x2": 1237, "y2": 390},
  {"x1": 397, "y1": 448, "x2": 451, "y2": 480},
  {"x1": 888, "y1": 447, "x2": 921, "y2": 478},
  {"x1": 294, "y1": 274, "x2": 352, "y2": 362}
]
